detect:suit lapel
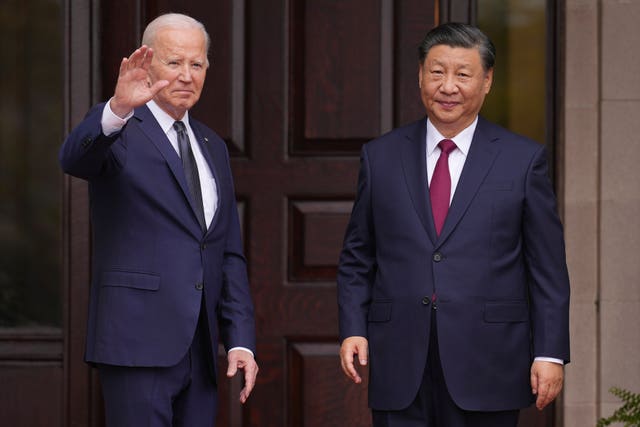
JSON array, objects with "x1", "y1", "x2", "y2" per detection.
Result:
[
  {"x1": 133, "y1": 106, "x2": 204, "y2": 235},
  {"x1": 437, "y1": 117, "x2": 501, "y2": 245},
  {"x1": 400, "y1": 119, "x2": 438, "y2": 245}
]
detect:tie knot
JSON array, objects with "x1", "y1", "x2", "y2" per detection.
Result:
[
  {"x1": 438, "y1": 139, "x2": 457, "y2": 155},
  {"x1": 173, "y1": 121, "x2": 186, "y2": 133}
]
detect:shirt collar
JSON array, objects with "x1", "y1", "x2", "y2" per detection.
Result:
[
  {"x1": 146, "y1": 100, "x2": 190, "y2": 134},
  {"x1": 426, "y1": 116, "x2": 478, "y2": 157}
]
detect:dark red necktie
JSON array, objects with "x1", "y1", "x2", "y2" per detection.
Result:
[{"x1": 430, "y1": 139, "x2": 457, "y2": 236}]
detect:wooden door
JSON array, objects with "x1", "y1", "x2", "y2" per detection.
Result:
[
  {"x1": 89, "y1": 1, "x2": 554, "y2": 426},
  {"x1": 96, "y1": 1, "x2": 432, "y2": 425},
  {"x1": 228, "y1": 2, "x2": 435, "y2": 425},
  {"x1": 0, "y1": 1, "x2": 559, "y2": 426}
]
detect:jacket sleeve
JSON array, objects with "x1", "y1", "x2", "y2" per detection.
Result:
[
  {"x1": 523, "y1": 145, "x2": 571, "y2": 363},
  {"x1": 59, "y1": 103, "x2": 123, "y2": 180},
  {"x1": 216, "y1": 142, "x2": 257, "y2": 353},
  {"x1": 337, "y1": 145, "x2": 377, "y2": 341}
]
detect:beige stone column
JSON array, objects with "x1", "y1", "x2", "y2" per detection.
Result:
[{"x1": 563, "y1": 0, "x2": 640, "y2": 426}]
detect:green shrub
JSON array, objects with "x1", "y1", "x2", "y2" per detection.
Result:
[{"x1": 597, "y1": 387, "x2": 640, "y2": 427}]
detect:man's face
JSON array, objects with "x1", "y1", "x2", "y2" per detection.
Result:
[
  {"x1": 418, "y1": 45, "x2": 493, "y2": 138},
  {"x1": 148, "y1": 27, "x2": 208, "y2": 120}
]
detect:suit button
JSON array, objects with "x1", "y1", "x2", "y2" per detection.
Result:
[
  {"x1": 422, "y1": 296, "x2": 431, "y2": 306},
  {"x1": 200, "y1": 243, "x2": 207, "y2": 250},
  {"x1": 81, "y1": 137, "x2": 92, "y2": 148},
  {"x1": 433, "y1": 252, "x2": 443, "y2": 262},
  {"x1": 195, "y1": 282, "x2": 204, "y2": 290}
]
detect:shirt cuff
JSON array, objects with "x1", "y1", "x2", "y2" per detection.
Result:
[
  {"x1": 228, "y1": 346, "x2": 254, "y2": 358},
  {"x1": 534, "y1": 356, "x2": 564, "y2": 365},
  {"x1": 101, "y1": 98, "x2": 134, "y2": 136}
]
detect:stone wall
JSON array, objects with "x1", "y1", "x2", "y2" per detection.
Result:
[{"x1": 563, "y1": 1, "x2": 640, "y2": 425}]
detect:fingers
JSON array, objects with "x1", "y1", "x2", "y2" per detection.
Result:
[
  {"x1": 118, "y1": 57, "x2": 128, "y2": 77},
  {"x1": 530, "y1": 368, "x2": 539, "y2": 395},
  {"x1": 239, "y1": 361, "x2": 258, "y2": 404},
  {"x1": 226, "y1": 349, "x2": 245, "y2": 378},
  {"x1": 535, "y1": 380, "x2": 550, "y2": 410},
  {"x1": 531, "y1": 361, "x2": 564, "y2": 410},
  {"x1": 535, "y1": 378, "x2": 563, "y2": 410},
  {"x1": 339, "y1": 337, "x2": 368, "y2": 384},
  {"x1": 340, "y1": 353, "x2": 360, "y2": 383},
  {"x1": 140, "y1": 46, "x2": 154, "y2": 70},
  {"x1": 124, "y1": 45, "x2": 152, "y2": 70},
  {"x1": 117, "y1": 45, "x2": 153, "y2": 82},
  {"x1": 227, "y1": 350, "x2": 259, "y2": 404},
  {"x1": 111, "y1": 45, "x2": 163, "y2": 115}
]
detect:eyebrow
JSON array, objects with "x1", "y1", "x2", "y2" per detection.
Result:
[
  {"x1": 158, "y1": 56, "x2": 205, "y2": 64},
  {"x1": 429, "y1": 59, "x2": 474, "y2": 69}
]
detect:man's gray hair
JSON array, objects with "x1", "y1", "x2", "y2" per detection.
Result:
[
  {"x1": 418, "y1": 22, "x2": 495, "y2": 72},
  {"x1": 142, "y1": 13, "x2": 211, "y2": 64}
]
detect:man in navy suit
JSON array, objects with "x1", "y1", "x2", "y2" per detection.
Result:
[
  {"x1": 60, "y1": 13, "x2": 257, "y2": 427},
  {"x1": 338, "y1": 23, "x2": 570, "y2": 427}
]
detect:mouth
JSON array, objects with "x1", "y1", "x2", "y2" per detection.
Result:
[
  {"x1": 437, "y1": 100, "x2": 459, "y2": 110},
  {"x1": 172, "y1": 90, "x2": 196, "y2": 99}
]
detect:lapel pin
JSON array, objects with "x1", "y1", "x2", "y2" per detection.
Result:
[{"x1": 203, "y1": 137, "x2": 209, "y2": 143}]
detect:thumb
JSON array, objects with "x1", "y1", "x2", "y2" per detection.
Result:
[
  {"x1": 149, "y1": 79, "x2": 170, "y2": 94},
  {"x1": 227, "y1": 360, "x2": 238, "y2": 378},
  {"x1": 530, "y1": 368, "x2": 539, "y2": 394},
  {"x1": 358, "y1": 342, "x2": 368, "y2": 365}
]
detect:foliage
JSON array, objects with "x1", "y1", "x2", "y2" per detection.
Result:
[{"x1": 597, "y1": 387, "x2": 640, "y2": 427}]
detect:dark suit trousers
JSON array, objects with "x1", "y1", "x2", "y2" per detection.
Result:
[
  {"x1": 97, "y1": 300, "x2": 217, "y2": 427},
  {"x1": 372, "y1": 310, "x2": 519, "y2": 427}
]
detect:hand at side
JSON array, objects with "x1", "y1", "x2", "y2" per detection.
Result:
[
  {"x1": 340, "y1": 336, "x2": 368, "y2": 384},
  {"x1": 227, "y1": 349, "x2": 259, "y2": 404},
  {"x1": 531, "y1": 360, "x2": 564, "y2": 410}
]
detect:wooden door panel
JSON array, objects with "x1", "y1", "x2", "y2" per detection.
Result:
[
  {"x1": 288, "y1": 342, "x2": 370, "y2": 427},
  {"x1": 0, "y1": 363, "x2": 63, "y2": 426},
  {"x1": 289, "y1": 199, "x2": 353, "y2": 281},
  {"x1": 290, "y1": 0, "x2": 384, "y2": 154}
]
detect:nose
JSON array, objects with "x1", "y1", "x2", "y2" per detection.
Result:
[
  {"x1": 440, "y1": 74, "x2": 458, "y2": 94},
  {"x1": 178, "y1": 64, "x2": 193, "y2": 82}
]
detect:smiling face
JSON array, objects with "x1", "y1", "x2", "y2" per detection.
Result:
[
  {"x1": 148, "y1": 26, "x2": 208, "y2": 120},
  {"x1": 418, "y1": 44, "x2": 493, "y2": 138}
]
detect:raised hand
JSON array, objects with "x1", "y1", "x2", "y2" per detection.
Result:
[{"x1": 109, "y1": 45, "x2": 170, "y2": 118}]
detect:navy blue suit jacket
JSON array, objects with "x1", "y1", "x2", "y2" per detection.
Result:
[
  {"x1": 60, "y1": 103, "x2": 256, "y2": 376},
  {"x1": 337, "y1": 117, "x2": 570, "y2": 411}
]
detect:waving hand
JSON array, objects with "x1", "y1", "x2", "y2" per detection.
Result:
[{"x1": 109, "y1": 45, "x2": 169, "y2": 118}]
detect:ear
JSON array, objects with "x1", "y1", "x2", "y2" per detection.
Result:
[
  {"x1": 484, "y1": 68, "x2": 494, "y2": 94},
  {"x1": 418, "y1": 63, "x2": 424, "y2": 88}
]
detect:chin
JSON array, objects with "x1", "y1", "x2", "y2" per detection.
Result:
[
  {"x1": 433, "y1": 114, "x2": 461, "y2": 124},
  {"x1": 171, "y1": 101, "x2": 195, "y2": 110}
]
